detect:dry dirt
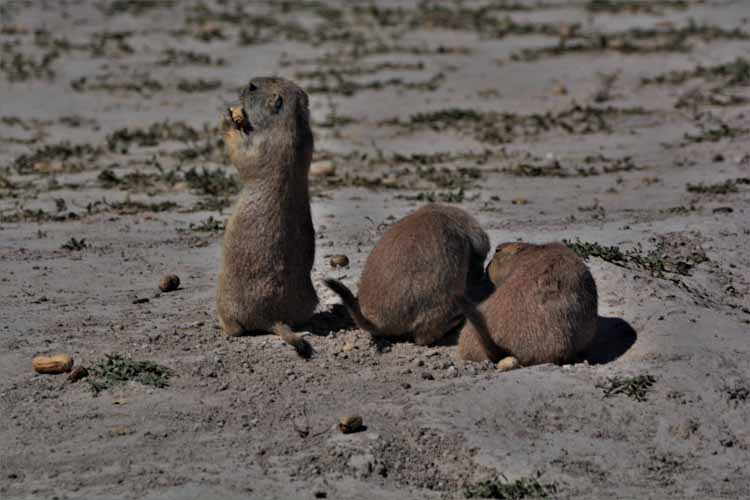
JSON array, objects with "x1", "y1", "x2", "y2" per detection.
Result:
[{"x1": 1, "y1": 1, "x2": 750, "y2": 499}]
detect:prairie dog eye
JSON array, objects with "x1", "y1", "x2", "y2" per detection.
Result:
[
  {"x1": 248, "y1": 82, "x2": 258, "y2": 91},
  {"x1": 271, "y1": 94, "x2": 283, "y2": 113}
]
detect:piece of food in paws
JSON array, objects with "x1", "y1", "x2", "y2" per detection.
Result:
[{"x1": 229, "y1": 106, "x2": 249, "y2": 133}]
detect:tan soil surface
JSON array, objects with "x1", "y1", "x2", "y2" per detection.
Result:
[{"x1": 1, "y1": 1, "x2": 749, "y2": 499}]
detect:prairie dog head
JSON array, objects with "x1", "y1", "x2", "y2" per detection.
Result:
[
  {"x1": 224, "y1": 77, "x2": 313, "y2": 181},
  {"x1": 486, "y1": 242, "x2": 533, "y2": 287}
]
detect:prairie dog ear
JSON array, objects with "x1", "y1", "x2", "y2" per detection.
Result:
[{"x1": 240, "y1": 81, "x2": 258, "y2": 101}]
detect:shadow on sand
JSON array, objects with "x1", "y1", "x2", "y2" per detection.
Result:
[
  {"x1": 299, "y1": 304, "x2": 355, "y2": 336},
  {"x1": 301, "y1": 298, "x2": 637, "y2": 365},
  {"x1": 583, "y1": 316, "x2": 637, "y2": 365}
]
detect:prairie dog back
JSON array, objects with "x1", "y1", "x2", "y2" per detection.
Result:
[
  {"x1": 459, "y1": 242, "x2": 598, "y2": 365},
  {"x1": 327, "y1": 204, "x2": 489, "y2": 346}
]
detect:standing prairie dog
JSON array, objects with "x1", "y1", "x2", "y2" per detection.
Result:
[
  {"x1": 458, "y1": 242, "x2": 598, "y2": 366},
  {"x1": 217, "y1": 77, "x2": 317, "y2": 357},
  {"x1": 325, "y1": 204, "x2": 490, "y2": 346}
]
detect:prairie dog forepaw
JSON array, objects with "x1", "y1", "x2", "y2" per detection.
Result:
[{"x1": 496, "y1": 356, "x2": 520, "y2": 372}]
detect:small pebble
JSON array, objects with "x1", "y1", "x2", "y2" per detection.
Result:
[
  {"x1": 339, "y1": 415, "x2": 363, "y2": 434},
  {"x1": 542, "y1": 154, "x2": 560, "y2": 169},
  {"x1": 559, "y1": 23, "x2": 576, "y2": 38},
  {"x1": 329, "y1": 255, "x2": 349, "y2": 268},
  {"x1": 381, "y1": 175, "x2": 400, "y2": 187},
  {"x1": 159, "y1": 274, "x2": 180, "y2": 292},
  {"x1": 552, "y1": 83, "x2": 568, "y2": 96},
  {"x1": 68, "y1": 366, "x2": 88, "y2": 382}
]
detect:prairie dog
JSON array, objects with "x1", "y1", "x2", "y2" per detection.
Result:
[
  {"x1": 326, "y1": 204, "x2": 490, "y2": 346},
  {"x1": 217, "y1": 77, "x2": 317, "y2": 357},
  {"x1": 458, "y1": 242, "x2": 598, "y2": 365}
]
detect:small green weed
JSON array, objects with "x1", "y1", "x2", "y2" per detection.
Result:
[
  {"x1": 61, "y1": 237, "x2": 87, "y2": 251},
  {"x1": 642, "y1": 57, "x2": 750, "y2": 86},
  {"x1": 684, "y1": 122, "x2": 747, "y2": 143},
  {"x1": 386, "y1": 104, "x2": 646, "y2": 144},
  {"x1": 598, "y1": 374, "x2": 656, "y2": 401},
  {"x1": 176, "y1": 78, "x2": 221, "y2": 93},
  {"x1": 87, "y1": 353, "x2": 171, "y2": 395},
  {"x1": 184, "y1": 167, "x2": 240, "y2": 197},
  {"x1": 465, "y1": 475, "x2": 556, "y2": 499},
  {"x1": 686, "y1": 180, "x2": 739, "y2": 194},
  {"x1": 12, "y1": 142, "x2": 102, "y2": 175},
  {"x1": 586, "y1": 0, "x2": 688, "y2": 14},
  {"x1": 564, "y1": 239, "x2": 625, "y2": 262},
  {"x1": 397, "y1": 187, "x2": 468, "y2": 203},
  {"x1": 188, "y1": 216, "x2": 226, "y2": 233},
  {"x1": 565, "y1": 239, "x2": 704, "y2": 277},
  {"x1": 106, "y1": 120, "x2": 204, "y2": 151},
  {"x1": 108, "y1": 198, "x2": 178, "y2": 214}
]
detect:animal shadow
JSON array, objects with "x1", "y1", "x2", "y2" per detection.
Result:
[
  {"x1": 299, "y1": 304, "x2": 356, "y2": 336},
  {"x1": 583, "y1": 316, "x2": 637, "y2": 365}
]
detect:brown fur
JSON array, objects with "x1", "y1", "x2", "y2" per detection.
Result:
[
  {"x1": 326, "y1": 204, "x2": 490, "y2": 346},
  {"x1": 458, "y1": 242, "x2": 598, "y2": 365},
  {"x1": 486, "y1": 242, "x2": 528, "y2": 287},
  {"x1": 217, "y1": 77, "x2": 317, "y2": 357}
]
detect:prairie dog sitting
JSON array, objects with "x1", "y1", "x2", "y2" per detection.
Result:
[
  {"x1": 326, "y1": 204, "x2": 490, "y2": 346},
  {"x1": 458, "y1": 242, "x2": 598, "y2": 365},
  {"x1": 217, "y1": 77, "x2": 317, "y2": 357}
]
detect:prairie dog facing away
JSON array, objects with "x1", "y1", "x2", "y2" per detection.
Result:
[
  {"x1": 217, "y1": 77, "x2": 317, "y2": 357},
  {"x1": 458, "y1": 242, "x2": 598, "y2": 366},
  {"x1": 325, "y1": 204, "x2": 490, "y2": 346}
]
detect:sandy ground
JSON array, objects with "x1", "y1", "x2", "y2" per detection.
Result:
[{"x1": 1, "y1": 1, "x2": 750, "y2": 498}]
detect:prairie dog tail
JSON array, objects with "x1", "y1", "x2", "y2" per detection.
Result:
[
  {"x1": 323, "y1": 279, "x2": 379, "y2": 334},
  {"x1": 455, "y1": 295, "x2": 506, "y2": 362},
  {"x1": 270, "y1": 323, "x2": 312, "y2": 359}
]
